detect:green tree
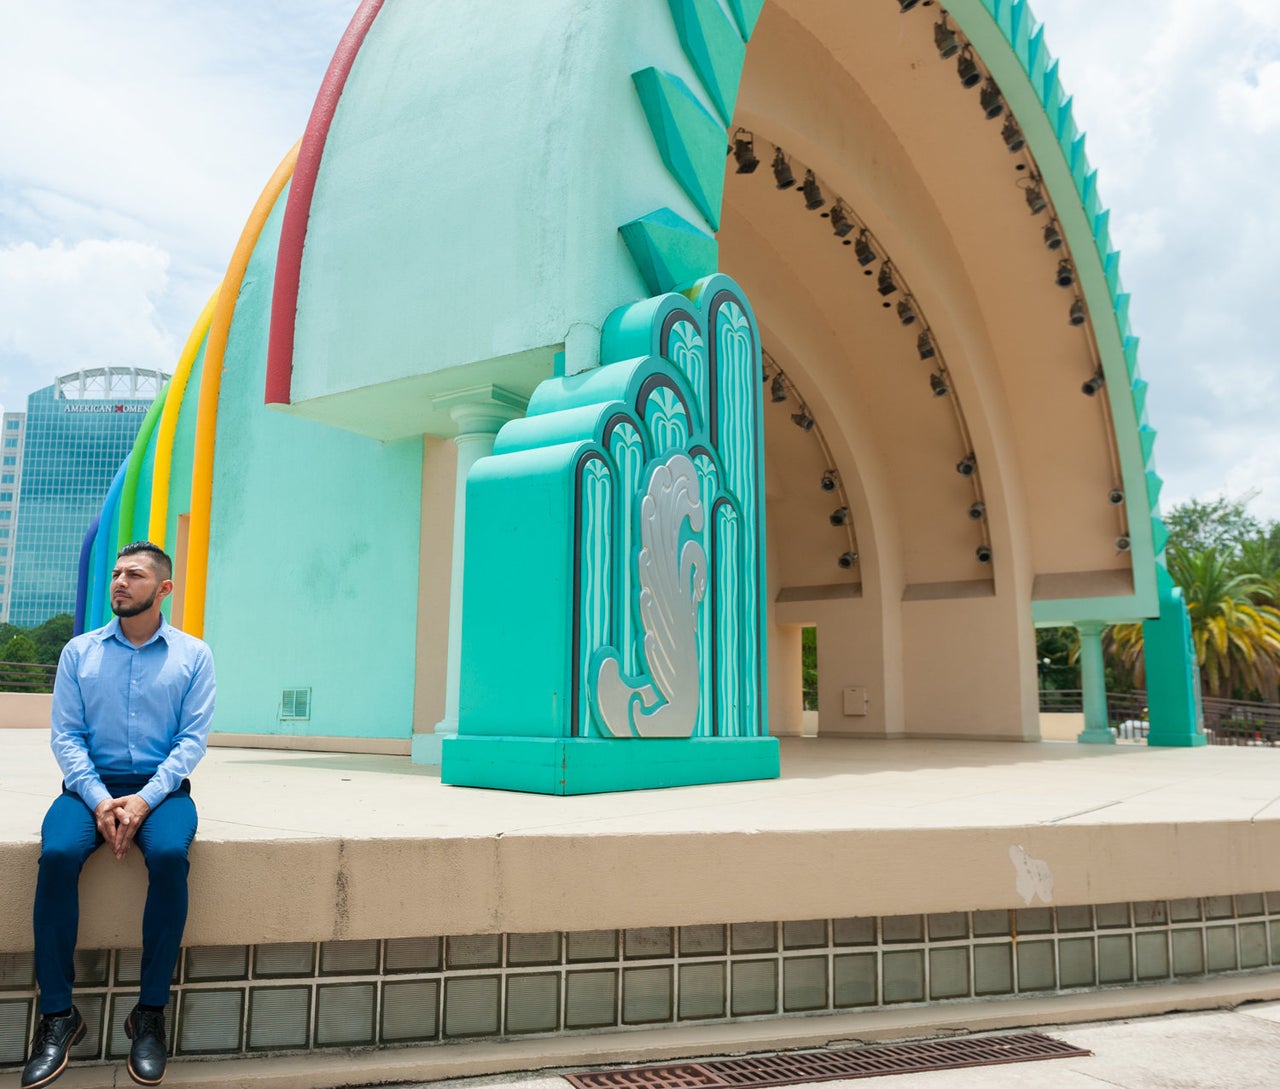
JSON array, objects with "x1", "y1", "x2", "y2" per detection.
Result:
[
  {"x1": 1164, "y1": 495, "x2": 1261, "y2": 556},
  {"x1": 801, "y1": 626, "x2": 817, "y2": 710},
  {"x1": 1111, "y1": 549, "x2": 1280, "y2": 699},
  {"x1": 0, "y1": 633, "x2": 50, "y2": 693},
  {"x1": 29, "y1": 613, "x2": 73, "y2": 665},
  {"x1": 1035, "y1": 627, "x2": 1079, "y2": 690}
]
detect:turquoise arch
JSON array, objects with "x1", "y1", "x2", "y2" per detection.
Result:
[
  {"x1": 620, "y1": 0, "x2": 1199, "y2": 742},
  {"x1": 623, "y1": 0, "x2": 1167, "y2": 622}
]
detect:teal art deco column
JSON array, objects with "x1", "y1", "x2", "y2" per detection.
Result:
[
  {"x1": 443, "y1": 276, "x2": 779, "y2": 794},
  {"x1": 1075, "y1": 621, "x2": 1115, "y2": 745},
  {"x1": 413, "y1": 385, "x2": 527, "y2": 765}
]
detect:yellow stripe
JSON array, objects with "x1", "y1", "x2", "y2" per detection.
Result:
[
  {"x1": 184, "y1": 142, "x2": 300, "y2": 637},
  {"x1": 148, "y1": 289, "x2": 220, "y2": 547}
]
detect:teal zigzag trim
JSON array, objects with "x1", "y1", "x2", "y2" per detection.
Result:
[
  {"x1": 632, "y1": 67, "x2": 728, "y2": 231},
  {"x1": 619, "y1": 208, "x2": 719, "y2": 296},
  {"x1": 666, "y1": 0, "x2": 747, "y2": 126}
]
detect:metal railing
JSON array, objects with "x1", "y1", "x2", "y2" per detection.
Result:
[
  {"x1": 0, "y1": 660, "x2": 58, "y2": 693},
  {"x1": 1039, "y1": 688, "x2": 1280, "y2": 745}
]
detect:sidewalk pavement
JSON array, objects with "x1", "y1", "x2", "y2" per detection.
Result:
[{"x1": 383, "y1": 1003, "x2": 1280, "y2": 1089}]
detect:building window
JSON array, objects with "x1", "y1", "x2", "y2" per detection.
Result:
[
  {"x1": 3, "y1": 439, "x2": 16, "y2": 449},
  {"x1": 0, "y1": 512, "x2": 9, "y2": 520},
  {"x1": 0, "y1": 492, "x2": 11, "y2": 502},
  {"x1": 0, "y1": 474, "x2": 11, "y2": 484},
  {"x1": 4, "y1": 419, "x2": 18, "y2": 429},
  {"x1": 1, "y1": 457, "x2": 12, "y2": 466},
  {"x1": 0, "y1": 529, "x2": 8, "y2": 538}
]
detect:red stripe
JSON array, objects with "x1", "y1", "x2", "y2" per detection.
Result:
[{"x1": 266, "y1": 0, "x2": 387, "y2": 404}]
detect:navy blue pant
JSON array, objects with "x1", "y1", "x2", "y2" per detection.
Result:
[{"x1": 33, "y1": 778, "x2": 197, "y2": 1013}]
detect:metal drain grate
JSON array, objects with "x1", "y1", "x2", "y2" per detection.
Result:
[{"x1": 564, "y1": 1032, "x2": 1091, "y2": 1088}]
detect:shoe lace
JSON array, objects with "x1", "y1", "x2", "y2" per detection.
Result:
[
  {"x1": 33, "y1": 1012, "x2": 71, "y2": 1048},
  {"x1": 133, "y1": 1008, "x2": 166, "y2": 1043}
]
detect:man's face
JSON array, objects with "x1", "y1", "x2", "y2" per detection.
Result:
[{"x1": 110, "y1": 555, "x2": 170, "y2": 618}]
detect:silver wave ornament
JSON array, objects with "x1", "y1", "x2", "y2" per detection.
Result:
[{"x1": 593, "y1": 452, "x2": 707, "y2": 737}]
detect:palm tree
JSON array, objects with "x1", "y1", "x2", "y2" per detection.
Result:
[{"x1": 1107, "y1": 548, "x2": 1280, "y2": 700}]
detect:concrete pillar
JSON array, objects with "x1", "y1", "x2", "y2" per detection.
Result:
[
  {"x1": 1076, "y1": 621, "x2": 1115, "y2": 745},
  {"x1": 412, "y1": 385, "x2": 526, "y2": 764}
]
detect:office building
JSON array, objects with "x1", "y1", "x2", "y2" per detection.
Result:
[{"x1": 7, "y1": 367, "x2": 167, "y2": 628}]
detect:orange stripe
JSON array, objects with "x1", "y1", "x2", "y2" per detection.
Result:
[
  {"x1": 148, "y1": 288, "x2": 220, "y2": 547},
  {"x1": 184, "y1": 142, "x2": 300, "y2": 637}
]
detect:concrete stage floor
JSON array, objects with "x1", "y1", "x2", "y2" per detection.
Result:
[{"x1": 2, "y1": 731, "x2": 1280, "y2": 952}]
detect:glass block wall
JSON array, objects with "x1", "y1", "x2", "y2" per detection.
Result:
[{"x1": 2, "y1": 894, "x2": 1278, "y2": 1067}]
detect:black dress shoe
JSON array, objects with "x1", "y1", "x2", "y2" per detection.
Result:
[
  {"x1": 21, "y1": 1006, "x2": 85, "y2": 1089},
  {"x1": 124, "y1": 1005, "x2": 167, "y2": 1086}
]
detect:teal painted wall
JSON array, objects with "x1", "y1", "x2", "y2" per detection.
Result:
[
  {"x1": 289, "y1": 0, "x2": 722, "y2": 425},
  {"x1": 206, "y1": 187, "x2": 423, "y2": 738}
]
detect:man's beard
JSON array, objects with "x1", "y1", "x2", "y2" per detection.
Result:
[{"x1": 112, "y1": 590, "x2": 157, "y2": 618}]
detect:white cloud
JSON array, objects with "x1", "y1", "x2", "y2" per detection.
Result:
[
  {"x1": 1029, "y1": 0, "x2": 1280, "y2": 522},
  {"x1": 0, "y1": 239, "x2": 173, "y2": 403},
  {"x1": 1219, "y1": 60, "x2": 1280, "y2": 134},
  {"x1": 0, "y1": 0, "x2": 360, "y2": 414}
]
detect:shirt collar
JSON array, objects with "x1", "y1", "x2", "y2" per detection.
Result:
[{"x1": 94, "y1": 615, "x2": 174, "y2": 650}]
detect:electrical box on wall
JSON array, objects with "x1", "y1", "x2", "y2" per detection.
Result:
[{"x1": 842, "y1": 686, "x2": 869, "y2": 716}]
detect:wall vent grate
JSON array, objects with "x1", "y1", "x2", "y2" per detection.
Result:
[{"x1": 280, "y1": 687, "x2": 311, "y2": 721}]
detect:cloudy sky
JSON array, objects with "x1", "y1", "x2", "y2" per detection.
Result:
[{"x1": 2, "y1": 1, "x2": 1278, "y2": 517}]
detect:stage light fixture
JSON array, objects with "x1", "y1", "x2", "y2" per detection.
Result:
[
  {"x1": 770, "y1": 374, "x2": 788, "y2": 403},
  {"x1": 1002, "y1": 116, "x2": 1025, "y2": 152},
  {"x1": 1043, "y1": 221, "x2": 1063, "y2": 250},
  {"x1": 957, "y1": 47, "x2": 981, "y2": 89},
  {"x1": 791, "y1": 409, "x2": 816, "y2": 432},
  {"x1": 1108, "y1": 489, "x2": 1125, "y2": 505},
  {"x1": 829, "y1": 507, "x2": 850, "y2": 527},
  {"x1": 1024, "y1": 183, "x2": 1047, "y2": 215},
  {"x1": 772, "y1": 148, "x2": 795, "y2": 189},
  {"x1": 877, "y1": 262, "x2": 898, "y2": 296},
  {"x1": 1081, "y1": 369, "x2": 1104, "y2": 396},
  {"x1": 930, "y1": 372, "x2": 949, "y2": 397},
  {"x1": 1116, "y1": 535, "x2": 1131, "y2": 552},
  {"x1": 968, "y1": 501, "x2": 986, "y2": 520},
  {"x1": 1056, "y1": 258, "x2": 1076, "y2": 287},
  {"x1": 980, "y1": 79, "x2": 1004, "y2": 119},
  {"x1": 956, "y1": 454, "x2": 977, "y2": 477},
  {"x1": 917, "y1": 330, "x2": 936, "y2": 360},
  {"x1": 854, "y1": 230, "x2": 876, "y2": 266},
  {"x1": 976, "y1": 545, "x2": 993, "y2": 564},
  {"x1": 838, "y1": 551, "x2": 859, "y2": 569},
  {"x1": 821, "y1": 471, "x2": 838, "y2": 493},
  {"x1": 934, "y1": 16, "x2": 960, "y2": 59},
  {"x1": 801, "y1": 170, "x2": 825, "y2": 210},
  {"x1": 897, "y1": 298, "x2": 917, "y2": 326},
  {"x1": 1069, "y1": 298, "x2": 1086, "y2": 326},
  {"x1": 829, "y1": 202, "x2": 854, "y2": 237},
  {"x1": 732, "y1": 129, "x2": 759, "y2": 173}
]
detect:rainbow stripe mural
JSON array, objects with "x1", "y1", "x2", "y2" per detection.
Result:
[{"x1": 75, "y1": 148, "x2": 299, "y2": 638}]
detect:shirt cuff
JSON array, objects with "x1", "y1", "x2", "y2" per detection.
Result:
[
  {"x1": 80, "y1": 781, "x2": 111, "y2": 813},
  {"x1": 138, "y1": 780, "x2": 167, "y2": 812}
]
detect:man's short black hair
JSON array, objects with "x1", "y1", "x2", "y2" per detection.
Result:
[{"x1": 117, "y1": 541, "x2": 173, "y2": 581}]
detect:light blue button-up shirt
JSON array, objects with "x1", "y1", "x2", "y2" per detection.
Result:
[{"x1": 50, "y1": 616, "x2": 216, "y2": 812}]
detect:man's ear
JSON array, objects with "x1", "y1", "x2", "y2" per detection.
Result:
[{"x1": 157, "y1": 579, "x2": 175, "y2": 604}]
